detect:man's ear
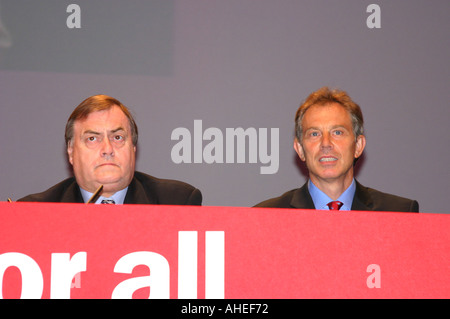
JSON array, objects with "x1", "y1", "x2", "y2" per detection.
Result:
[
  {"x1": 354, "y1": 135, "x2": 366, "y2": 159},
  {"x1": 294, "y1": 138, "x2": 306, "y2": 162},
  {"x1": 67, "y1": 143, "x2": 74, "y2": 165}
]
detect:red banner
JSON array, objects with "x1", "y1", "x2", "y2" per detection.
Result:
[{"x1": 0, "y1": 202, "x2": 449, "y2": 299}]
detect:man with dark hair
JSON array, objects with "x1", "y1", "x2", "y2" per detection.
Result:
[
  {"x1": 18, "y1": 94, "x2": 202, "y2": 205},
  {"x1": 255, "y1": 87, "x2": 418, "y2": 212}
]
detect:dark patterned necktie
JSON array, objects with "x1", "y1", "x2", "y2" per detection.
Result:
[
  {"x1": 101, "y1": 199, "x2": 115, "y2": 204},
  {"x1": 327, "y1": 201, "x2": 343, "y2": 210}
]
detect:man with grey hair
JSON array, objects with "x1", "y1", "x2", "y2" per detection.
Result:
[
  {"x1": 18, "y1": 94, "x2": 202, "y2": 205},
  {"x1": 255, "y1": 87, "x2": 418, "y2": 212}
]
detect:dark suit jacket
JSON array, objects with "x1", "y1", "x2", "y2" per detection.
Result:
[
  {"x1": 254, "y1": 180, "x2": 419, "y2": 212},
  {"x1": 17, "y1": 171, "x2": 202, "y2": 205}
]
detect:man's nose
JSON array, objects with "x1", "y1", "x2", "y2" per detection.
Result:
[
  {"x1": 101, "y1": 138, "x2": 114, "y2": 157},
  {"x1": 320, "y1": 133, "x2": 333, "y2": 149}
]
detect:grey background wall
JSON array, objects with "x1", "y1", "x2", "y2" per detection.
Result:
[{"x1": 0, "y1": 0, "x2": 448, "y2": 213}]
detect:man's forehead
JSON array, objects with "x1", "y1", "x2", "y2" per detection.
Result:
[
  {"x1": 307, "y1": 102, "x2": 347, "y2": 112},
  {"x1": 304, "y1": 103, "x2": 351, "y2": 121},
  {"x1": 74, "y1": 107, "x2": 130, "y2": 130}
]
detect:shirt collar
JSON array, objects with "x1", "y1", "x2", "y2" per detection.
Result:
[
  {"x1": 80, "y1": 187, "x2": 128, "y2": 204},
  {"x1": 308, "y1": 179, "x2": 356, "y2": 211}
]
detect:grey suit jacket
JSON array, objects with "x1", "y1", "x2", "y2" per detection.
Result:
[
  {"x1": 254, "y1": 180, "x2": 419, "y2": 212},
  {"x1": 17, "y1": 171, "x2": 202, "y2": 205}
]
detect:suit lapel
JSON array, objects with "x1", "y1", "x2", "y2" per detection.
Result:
[
  {"x1": 290, "y1": 183, "x2": 315, "y2": 209},
  {"x1": 289, "y1": 180, "x2": 374, "y2": 211},
  {"x1": 351, "y1": 181, "x2": 373, "y2": 211},
  {"x1": 123, "y1": 175, "x2": 158, "y2": 204},
  {"x1": 60, "y1": 179, "x2": 84, "y2": 203}
]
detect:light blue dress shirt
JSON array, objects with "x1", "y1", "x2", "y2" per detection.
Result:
[
  {"x1": 308, "y1": 179, "x2": 356, "y2": 211},
  {"x1": 80, "y1": 187, "x2": 128, "y2": 204}
]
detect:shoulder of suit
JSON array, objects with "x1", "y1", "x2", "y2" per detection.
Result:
[
  {"x1": 133, "y1": 171, "x2": 198, "y2": 191},
  {"x1": 359, "y1": 183, "x2": 415, "y2": 203},
  {"x1": 131, "y1": 171, "x2": 202, "y2": 205},
  {"x1": 16, "y1": 177, "x2": 77, "y2": 202},
  {"x1": 254, "y1": 188, "x2": 298, "y2": 207},
  {"x1": 355, "y1": 181, "x2": 419, "y2": 212}
]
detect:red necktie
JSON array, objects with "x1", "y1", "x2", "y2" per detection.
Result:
[{"x1": 327, "y1": 201, "x2": 343, "y2": 211}]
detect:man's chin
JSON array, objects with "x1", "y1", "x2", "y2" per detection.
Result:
[
  {"x1": 95, "y1": 173, "x2": 133, "y2": 194},
  {"x1": 97, "y1": 177, "x2": 123, "y2": 188},
  {"x1": 94, "y1": 174, "x2": 122, "y2": 187},
  {"x1": 97, "y1": 180, "x2": 127, "y2": 197},
  {"x1": 310, "y1": 168, "x2": 354, "y2": 185}
]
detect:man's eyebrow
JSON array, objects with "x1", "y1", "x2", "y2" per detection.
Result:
[
  {"x1": 304, "y1": 125, "x2": 348, "y2": 131},
  {"x1": 82, "y1": 130, "x2": 101, "y2": 135},
  {"x1": 82, "y1": 128, "x2": 126, "y2": 134},
  {"x1": 304, "y1": 126, "x2": 320, "y2": 132},
  {"x1": 110, "y1": 127, "x2": 126, "y2": 134},
  {"x1": 330, "y1": 124, "x2": 350, "y2": 130}
]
